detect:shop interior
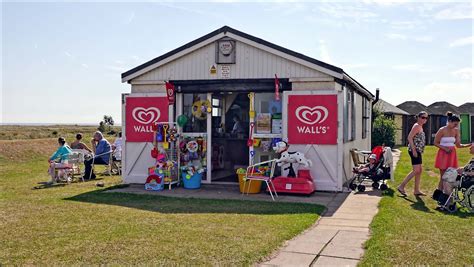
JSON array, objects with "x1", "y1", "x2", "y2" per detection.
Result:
[{"x1": 180, "y1": 91, "x2": 283, "y2": 183}]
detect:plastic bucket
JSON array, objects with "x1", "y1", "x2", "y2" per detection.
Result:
[
  {"x1": 238, "y1": 173, "x2": 262, "y2": 194},
  {"x1": 182, "y1": 172, "x2": 202, "y2": 189}
]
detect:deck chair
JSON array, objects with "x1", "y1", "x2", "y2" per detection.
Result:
[{"x1": 244, "y1": 159, "x2": 278, "y2": 201}]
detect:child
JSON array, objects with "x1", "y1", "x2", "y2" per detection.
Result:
[{"x1": 354, "y1": 154, "x2": 378, "y2": 174}]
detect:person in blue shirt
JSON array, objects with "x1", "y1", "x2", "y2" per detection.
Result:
[
  {"x1": 47, "y1": 137, "x2": 72, "y2": 184},
  {"x1": 83, "y1": 131, "x2": 111, "y2": 180}
]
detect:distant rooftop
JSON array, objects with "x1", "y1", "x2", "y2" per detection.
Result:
[
  {"x1": 427, "y1": 101, "x2": 461, "y2": 116},
  {"x1": 375, "y1": 99, "x2": 409, "y2": 115},
  {"x1": 396, "y1": 101, "x2": 429, "y2": 115},
  {"x1": 458, "y1": 102, "x2": 474, "y2": 115}
]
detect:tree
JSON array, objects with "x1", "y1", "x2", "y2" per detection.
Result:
[
  {"x1": 98, "y1": 115, "x2": 115, "y2": 134},
  {"x1": 371, "y1": 107, "x2": 396, "y2": 148}
]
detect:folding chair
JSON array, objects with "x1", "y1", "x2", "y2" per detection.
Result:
[
  {"x1": 244, "y1": 159, "x2": 278, "y2": 201},
  {"x1": 89, "y1": 150, "x2": 113, "y2": 179}
]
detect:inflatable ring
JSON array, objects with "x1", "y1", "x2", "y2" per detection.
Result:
[
  {"x1": 192, "y1": 100, "x2": 211, "y2": 120},
  {"x1": 186, "y1": 140, "x2": 199, "y2": 153}
]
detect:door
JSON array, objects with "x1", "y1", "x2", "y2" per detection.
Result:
[
  {"x1": 282, "y1": 90, "x2": 343, "y2": 191},
  {"x1": 122, "y1": 93, "x2": 171, "y2": 184},
  {"x1": 178, "y1": 92, "x2": 212, "y2": 183}
]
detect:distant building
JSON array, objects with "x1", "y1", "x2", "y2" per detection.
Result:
[
  {"x1": 374, "y1": 99, "x2": 409, "y2": 146},
  {"x1": 427, "y1": 101, "x2": 462, "y2": 144},
  {"x1": 397, "y1": 101, "x2": 432, "y2": 146},
  {"x1": 458, "y1": 102, "x2": 474, "y2": 143}
]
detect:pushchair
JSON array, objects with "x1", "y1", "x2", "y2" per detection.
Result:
[
  {"x1": 435, "y1": 169, "x2": 474, "y2": 213},
  {"x1": 349, "y1": 146, "x2": 392, "y2": 192}
]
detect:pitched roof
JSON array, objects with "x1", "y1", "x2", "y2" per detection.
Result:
[
  {"x1": 375, "y1": 99, "x2": 409, "y2": 115},
  {"x1": 427, "y1": 101, "x2": 461, "y2": 116},
  {"x1": 396, "y1": 101, "x2": 429, "y2": 115},
  {"x1": 458, "y1": 102, "x2": 474, "y2": 114},
  {"x1": 121, "y1": 26, "x2": 373, "y2": 98}
]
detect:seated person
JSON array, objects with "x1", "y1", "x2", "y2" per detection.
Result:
[
  {"x1": 83, "y1": 131, "x2": 111, "y2": 180},
  {"x1": 70, "y1": 133, "x2": 92, "y2": 153},
  {"x1": 457, "y1": 144, "x2": 474, "y2": 177},
  {"x1": 437, "y1": 144, "x2": 473, "y2": 208},
  {"x1": 47, "y1": 137, "x2": 72, "y2": 184},
  {"x1": 112, "y1": 132, "x2": 122, "y2": 161},
  {"x1": 354, "y1": 154, "x2": 378, "y2": 174}
]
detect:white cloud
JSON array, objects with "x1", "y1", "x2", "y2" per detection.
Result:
[
  {"x1": 126, "y1": 12, "x2": 135, "y2": 24},
  {"x1": 317, "y1": 3, "x2": 378, "y2": 21},
  {"x1": 105, "y1": 65, "x2": 127, "y2": 73},
  {"x1": 385, "y1": 33, "x2": 407, "y2": 40},
  {"x1": 392, "y1": 64, "x2": 432, "y2": 72},
  {"x1": 449, "y1": 36, "x2": 474, "y2": 47},
  {"x1": 81, "y1": 63, "x2": 89, "y2": 69},
  {"x1": 451, "y1": 68, "x2": 473, "y2": 80},
  {"x1": 362, "y1": 0, "x2": 410, "y2": 6},
  {"x1": 64, "y1": 51, "x2": 74, "y2": 58},
  {"x1": 434, "y1": 3, "x2": 473, "y2": 20},
  {"x1": 390, "y1": 20, "x2": 421, "y2": 30}
]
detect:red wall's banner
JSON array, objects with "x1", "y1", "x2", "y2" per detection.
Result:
[
  {"x1": 126, "y1": 97, "x2": 169, "y2": 142},
  {"x1": 288, "y1": 95, "x2": 338, "y2": 144}
]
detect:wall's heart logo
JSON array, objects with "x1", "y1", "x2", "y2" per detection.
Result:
[
  {"x1": 295, "y1": 106, "x2": 329, "y2": 125},
  {"x1": 132, "y1": 107, "x2": 161, "y2": 124}
]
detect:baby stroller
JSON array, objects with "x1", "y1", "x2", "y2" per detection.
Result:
[
  {"x1": 436, "y1": 168, "x2": 474, "y2": 213},
  {"x1": 349, "y1": 146, "x2": 392, "y2": 192}
]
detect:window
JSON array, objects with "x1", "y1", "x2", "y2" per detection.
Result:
[
  {"x1": 344, "y1": 87, "x2": 356, "y2": 142},
  {"x1": 362, "y1": 97, "x2": 370, "y2": 139},
  {"x1": 183, "y1": 93, "x2": 208, "y2": 133}
]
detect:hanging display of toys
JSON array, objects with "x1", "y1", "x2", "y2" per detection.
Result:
[
  {"x1": 147, "y1": 122, "x2": 180, "y2": 190},
  {"x1": 191, "y1": 99, "x2": 211, "y2": 120}
]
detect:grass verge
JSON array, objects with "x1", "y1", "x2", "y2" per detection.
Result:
[
  {"x1": 360, "y1": 146, "x2": 473, "y2": 266},
  {"x1": 0, "y1": 139, "x2": 324, "y2": 265}
]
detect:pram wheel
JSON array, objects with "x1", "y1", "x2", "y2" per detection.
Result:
[
  {"x1": 379, "y1": 184, "x2": 388, "y2": 191},
  {"x1": 349, "y1": 183, "x2": 357, "y2": 191},
  {"x1": 372, "y1": 182, "x2": 379, "y2": 189},
  {"x1": 446, "y1": 204, "x2": 457, "y2": 213},
  {"x1": 357, "y1": 185, "x2": 366, "y2": 192}
]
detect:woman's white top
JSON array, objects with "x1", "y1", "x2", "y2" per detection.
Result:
[{"x1": 440, "y1": 136, "x2": 456, "y2": 147}]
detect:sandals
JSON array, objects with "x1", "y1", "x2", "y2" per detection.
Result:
[
  {"x1": 397, "y1": 187, "x2": 407, "y2": 197},
  {"x1": 414, "y1": 192, "x2": 426, "y2": 196}
]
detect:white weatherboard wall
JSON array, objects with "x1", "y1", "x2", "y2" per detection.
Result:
[
  {"x1": 132, "y1": 41, "x2": 332, "y2": 81},
  {"x1": 341, "y1": 83, "x2": 372, "y2": 185},
  {"x1": 282, "y1": 90, "x2": 344, "y2": 192}
]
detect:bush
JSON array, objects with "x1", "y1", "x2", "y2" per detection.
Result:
[{"x1": 372, "y1": 109, "x2": 396, "y2": 148}]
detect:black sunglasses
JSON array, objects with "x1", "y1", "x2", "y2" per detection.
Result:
[{"x1": 420, "y1": 116, "x2": 428, "y2": 119}]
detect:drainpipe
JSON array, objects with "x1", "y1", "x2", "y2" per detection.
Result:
[{"x1": 372, "y1": 88, "x2": 380, "y2": 105}]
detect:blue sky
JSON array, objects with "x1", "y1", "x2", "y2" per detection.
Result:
[{"x1": 2, "y1": 1, "x2": 473, "y2": 124}]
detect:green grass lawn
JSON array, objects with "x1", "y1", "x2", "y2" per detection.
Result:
[
  {"x1": 0, "y1": 139, "x2": 324, "y2": 265},
  {"x1": 360, "y1": 146, "x2": 474, "y2": 266}
]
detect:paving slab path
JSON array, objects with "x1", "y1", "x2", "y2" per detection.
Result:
[{"x1": 260, "y1": 150, "x2": 401, "y2": 267}]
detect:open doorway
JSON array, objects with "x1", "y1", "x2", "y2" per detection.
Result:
[{"x1": 211, "y1": 92, "x2": 249, "y2": 182}]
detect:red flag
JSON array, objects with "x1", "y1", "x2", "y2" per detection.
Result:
[
  {"x1": 165, "y1": 82, "x2": 175, "y2": 105},
  {"x1": 274, "y1": 74, "x2": 281, "y2": 101}
]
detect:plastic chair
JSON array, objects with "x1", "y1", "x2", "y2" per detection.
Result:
[
  {"x1": 54, "y1": 151, "x2": 84, "y2": 183},
  {"x1": 244, "y1": 159, "x2": 278, "y2": 201}
]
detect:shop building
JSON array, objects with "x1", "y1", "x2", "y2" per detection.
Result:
[{"x1": 121, "y1": 26, "x2": 374, "y2": 191}]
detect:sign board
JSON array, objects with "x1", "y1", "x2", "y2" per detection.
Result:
[
  {"x1": 165, "y1": 82, "x2": 175, "y2": 105},
  {"x1": 220, "y1": 65, "x2": 230, "y2": 79},
  {"x1": 288, "y1": 95, "x2": 338, "y2": 144},
  {"x1": 125, "y1": 97, "x2": 169, "y2": 142}
]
